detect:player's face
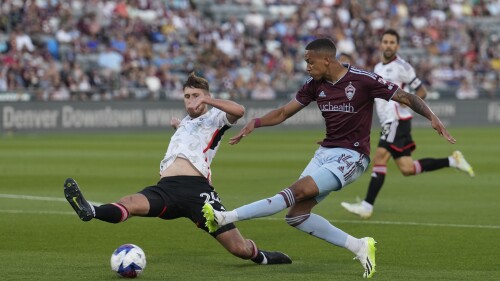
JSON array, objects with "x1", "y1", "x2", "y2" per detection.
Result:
[
  {"x1": 380, "y1": 34, "x2": 399, "y2": 61},
  {"x1": 304, "y1": 50, "x2": 329, "y2": 80},
  {"x1": 183, "y1": 87, "x2": 208, "y2": 118}
]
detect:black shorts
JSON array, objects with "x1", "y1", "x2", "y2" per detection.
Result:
[
  {"x1": 377, "y1": 119, "x2": 416, "y2": 159},
  {"x1": 138, "y1": 176, "x2": 236, "y2": 237}
]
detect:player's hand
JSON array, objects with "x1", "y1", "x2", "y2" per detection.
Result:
[
  {"x1": 187, "y1": 96, "x2": 208, "y2": 116},
  {"x1": 170, "y1": 117, "x2": 181, "y2": 130},
  {"x1": 229, "y1": 120, "x2": 256, "y2": 145},
  {"x1": 431, "y1": 116, "x2": 456, "y2": 144}
]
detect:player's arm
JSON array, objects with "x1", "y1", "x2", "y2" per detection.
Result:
[
  {"x1": 229, "y1": 99, "x2": 303, "y2": 145},
  {"x1": 194, "y1": 95, "x2": 245, "y2": 124},
  {"x1": 391, "y1": 88, "x2": 455, "y2": 144}
]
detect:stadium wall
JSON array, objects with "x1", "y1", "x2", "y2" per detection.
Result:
[{"x1": 1, "y1": 100, "x2": 499, "y2": 134}]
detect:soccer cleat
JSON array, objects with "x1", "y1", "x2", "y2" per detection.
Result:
[
  {"x1": 340, "y1": 201, "x2": 373, "y2": 219},
  {"x1": 259, "y1": 251, "x2": 292, "y2": 265},
  {"x1": 64, "y1": 178, "x2": 95, "y2": 221},
  {"x1": 354, "y1": 237, "x2": 377, "y2": 278},
  {"x1": 452, "y1": 151, "x2": 475, "y2": 177},
  {"x1": 202, "y1": 203, "x2": 227, "y2": 233}
]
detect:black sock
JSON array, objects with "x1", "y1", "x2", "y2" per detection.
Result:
[
  {"x1": 417, "y1": 158, "x2": 449, "y2": 172},
  {"x1": 364, "y1": 172, "x2": 385, "y2": 205},
  {"x1": 94, "y1": 203, "x2": 129, "y2": 223}
]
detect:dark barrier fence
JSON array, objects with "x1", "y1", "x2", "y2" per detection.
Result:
[{"x1": 1, "y1": 100, "x2": 499, "y2": 134}]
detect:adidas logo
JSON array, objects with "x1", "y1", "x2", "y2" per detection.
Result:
[{"x1": 318, "y1": 91, "x2": 326, "y2": 98}]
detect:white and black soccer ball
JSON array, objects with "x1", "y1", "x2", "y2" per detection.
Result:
[{"x1": 110, "y1": 244, "x2": 147, "y2": 278}]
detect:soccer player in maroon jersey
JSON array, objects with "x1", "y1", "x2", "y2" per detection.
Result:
[{"x1": 203, "y1": 38, "x2": 455, "y2": 278}]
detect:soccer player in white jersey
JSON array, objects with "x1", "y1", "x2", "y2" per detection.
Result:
[
  {"x1": 63, "y1": 73, "x2": 292, "y2": 265},
  {"x1": 203, "y1": 38, "x2": 457, "y2": 278},
  {"x1": 340, "y1": 29, "x2": 474, "y2": 219}
]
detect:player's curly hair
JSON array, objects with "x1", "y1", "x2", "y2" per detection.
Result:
[{"x1": 183, "y1": 72, "x2": 209, "y2": 92}]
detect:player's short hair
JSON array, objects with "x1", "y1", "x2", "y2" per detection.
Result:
[
  {"x1": 305, "y1": 38, "x2": 337, "y2": 57},
  {"x1": 382, "y1": 29, "x2": 400, "y2": 44},
  {"x1": 183, "y1": 72, "x2": 209, "y2": 92}
]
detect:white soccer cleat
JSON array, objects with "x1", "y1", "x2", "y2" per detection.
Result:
[
  {"x1": 340, "y1": 201, "x2": 373, "y2": 219},
  {"x1": 452, "y1": 150, "x2": 475, "y2": 177},
  {"x1": 355, "y1": 237, "x2": 377, "y2": 278}
]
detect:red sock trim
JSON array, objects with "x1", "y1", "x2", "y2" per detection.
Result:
[
  {"x1": 413, "y1": 160, "x2": 422, "y2": 174},
  {"x1": 112, "y1": 203, "x2": 129, "y2": 222},
  {"x1": 247, "y1": 239, "x2": 259, "y2": 259},
  {"x1": 372, "y1": 165, "x2": 387, "y2": 174}
]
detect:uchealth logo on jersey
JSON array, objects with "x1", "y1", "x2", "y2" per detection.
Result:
[{"x1": 345, "y1": 82, "x2": 356, "y2": 100}]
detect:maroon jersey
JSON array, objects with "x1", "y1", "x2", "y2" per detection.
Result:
[{"x1": 295, "y1": 65, "x2": 398, "y2": 156}]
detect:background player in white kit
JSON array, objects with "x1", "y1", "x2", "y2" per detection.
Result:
[
  {"x1": 63, "y1": 72, "x2": 292, "y2": 265},
  {"x1": 340, "y1": 29, "x2": 475, "y2": 219}
]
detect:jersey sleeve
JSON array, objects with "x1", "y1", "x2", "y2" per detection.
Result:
[
  {"x1": 295, "y1": 77, "x2": 317, "y2": 106},
  {"x1": 369, "y1": 73, "x2": 400, "y2": 101},
  {"x1": 213, "y1": 108, "x2": 233, "y2": 128},
  {"x1": 400, "y1": 63, "x2": 422, "y2": 91}
]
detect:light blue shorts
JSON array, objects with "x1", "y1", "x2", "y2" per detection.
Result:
[{"x1": 299, "y1": 146, "x2": 370, "y2": 202}]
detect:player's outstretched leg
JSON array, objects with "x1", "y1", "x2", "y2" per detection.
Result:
[
  {"x1": 203, "y1": 203, "x2": 228, "y2": 233},
  {"x1": 64, "y1": 178, "x2": 95, "y2": 221},
  {"x1": 354, "y1": 237, "x2": 377, "y2": 278},
  {"x1": 452, "y1": 151, "x2": 475, "y2": 177},
  {"x1": 253, "y1": 250, "x2": 292, "y2": 265}
]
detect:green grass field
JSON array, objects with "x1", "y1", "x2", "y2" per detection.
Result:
[{"x1": 1, "y1": 127, "x2": 499, "y2": 280}]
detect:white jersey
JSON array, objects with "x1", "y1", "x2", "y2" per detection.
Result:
[
  {"x1": 373, "y1": 56, "x2": 423, "y2": 125},
  {"x1": 159, "y1": 108, "x2": 233, "y2": 181}
]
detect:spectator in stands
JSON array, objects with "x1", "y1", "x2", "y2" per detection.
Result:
[
  {"x1": 250, "y1": 76, "x2": 276, "y2": 101},
  {"x1": 456, "y1": 75, "x2": 479, "y2": 100},
  {"x1": 0, "y1": 0, "x2": 497, "y2": 100},
  {"x1": 97, "y1": 44, "x2": 123, "y2": 73}
]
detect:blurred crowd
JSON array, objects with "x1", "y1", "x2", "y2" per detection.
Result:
[{"x1": 0, "y1": 0, "x2": 498, "y2": 101}]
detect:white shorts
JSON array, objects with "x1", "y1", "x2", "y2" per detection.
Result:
[{"x1": 300, "y1": 146, "x2": 370, "y2": 202}]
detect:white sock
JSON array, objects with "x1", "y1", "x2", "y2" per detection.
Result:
[
  {"x1": 448, "y1": 156, "x2": 457, "y2": 168},
  {"x1": 362, "y1": 200, "x2": 374, "y2": 212},
  {"x1": 220, "y1": 210, "x2": 239, "y2": 225},
  {"x1": 345, "y1": 235, "x2": 363, "y2": 255}
]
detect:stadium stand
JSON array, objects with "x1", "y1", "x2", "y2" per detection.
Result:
[{"x1": 0, "y1": 0, "x2": 498, "y2": 101}]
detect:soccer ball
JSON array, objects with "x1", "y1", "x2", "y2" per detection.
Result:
[{"x1": 110, "y1": 244, "x2": 147, "y2": 278}]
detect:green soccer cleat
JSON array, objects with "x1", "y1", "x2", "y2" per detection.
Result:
[
  {"x1": 202, "y1": 203, "x2": 220, "y2": 233},
  {"x1": 355, "y1": 237, "x2": 377, "y2": 278}
]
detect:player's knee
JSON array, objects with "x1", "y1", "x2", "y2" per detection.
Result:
[
  {"x1": 400, "y1": 167, "x2": 415, "y2": 176},
  {"x1": 288, "y1": 183, "x2": 313, "y2": 203},
  {"x1": 118, "y1": 195, "x2": 146, "y2": 216}
]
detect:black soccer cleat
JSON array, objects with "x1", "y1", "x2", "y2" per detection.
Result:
[
  {"x1": 260, "y1": 251, "x2": 292, "y2": 264},
  {"x1": 63, "y1": 178, "x2": 95, "y2": 221}
]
